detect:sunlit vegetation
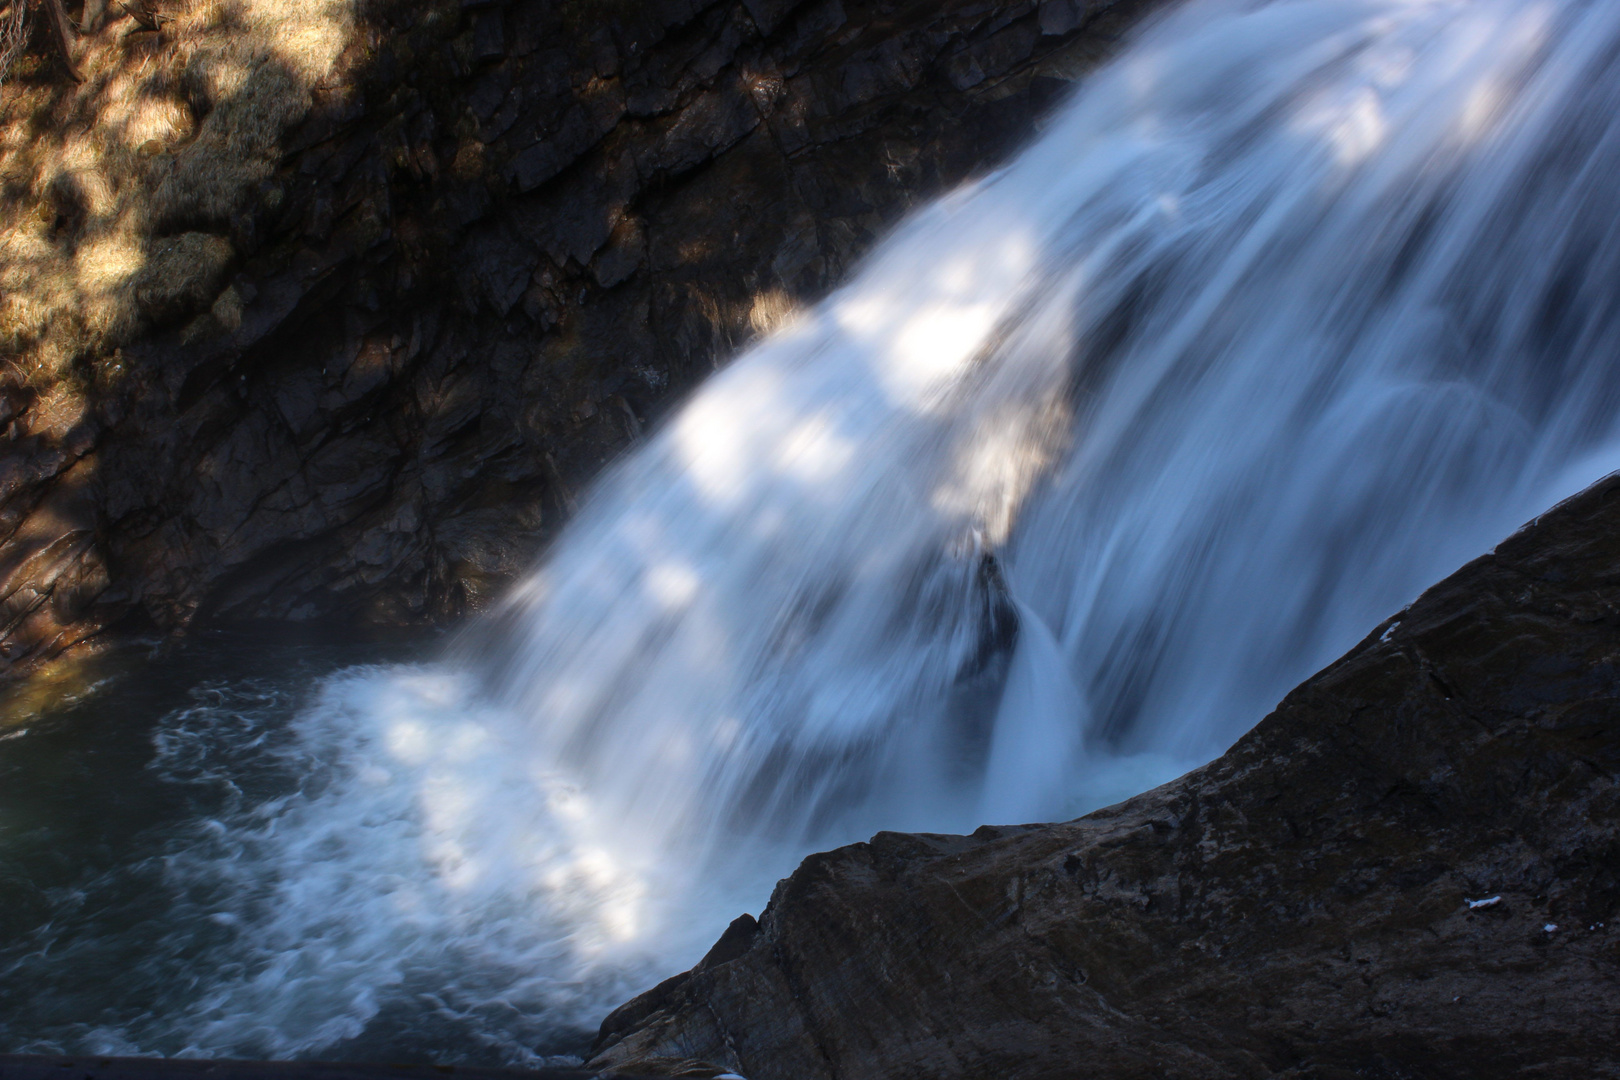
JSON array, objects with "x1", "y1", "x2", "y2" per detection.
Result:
[{"x1": 0, "y1": 0, "x2": 357, "y2": 392}]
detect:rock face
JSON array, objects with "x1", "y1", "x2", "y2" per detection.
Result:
[
  {"x1": 0, "y1": 0, "x2": 1160, "y2": 681},
  {"x1": 588, "y1": 475, "x2": 1620, "y2": 1078}
]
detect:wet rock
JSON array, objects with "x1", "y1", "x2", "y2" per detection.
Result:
[
  {"x1": 742, "y1": 0, "x2": 803, "y2": 37},
  {"x1": 593, "y1": 217, "x2": 649, "y2": 289},
  {"x1": 1039, "y1": 0, "x2": 1088, "y2": 36},
  {"x1": 472, "y1": 8, "x2": 506, "y2": 65},
  {"x1": 637, "y1": 80, "x2": 760, "y2": 178},
  {"x1": 588, "y1": 474, "x2": 1620, "y2": 1079},
  {"x1": 467, "y1": 226, "x2": 539, "y2": 315}
]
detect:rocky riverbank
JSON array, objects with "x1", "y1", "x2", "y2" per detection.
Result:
[
  {"x1": 588, "y1": 474, "x2": 1620, "y2": 1078},
  {"x1": 0, "y1": 0, "x2": 1160, "y2": 684}
]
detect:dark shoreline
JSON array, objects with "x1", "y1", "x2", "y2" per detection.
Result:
[{"x1": 0, "y1": 1057, "x2": 665, "y2": 1080}]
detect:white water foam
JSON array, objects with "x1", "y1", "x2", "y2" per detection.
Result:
[{"x1": 33, "y1": 0, "x2": 1620, "y2": 1060}]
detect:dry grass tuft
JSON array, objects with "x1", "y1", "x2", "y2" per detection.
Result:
[
  {"x1": 747, "y1": 287, "x2": 800, "y2": 337},
  {"x1": 0, "y1": 1, "x2": 29, "y2": 88},
  {"x1": 0, "y1": 0, "x2": 358, "y2": 391}
]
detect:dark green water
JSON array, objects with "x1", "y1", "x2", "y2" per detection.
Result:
[
  {"x1": 0, "y1": 626, "x2": 741, "y2": 1068},
  {"x1": 0, "y1": 631, "x2": 554, "y2": 1064}
]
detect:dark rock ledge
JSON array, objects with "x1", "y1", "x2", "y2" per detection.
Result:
[{"x1": 589, "y1": 475, "x2": 1620, "y2": 1079}]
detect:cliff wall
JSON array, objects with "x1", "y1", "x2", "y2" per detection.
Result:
[{"x1": 0, "y1": 0, "x2": 1158, "y2": 681}]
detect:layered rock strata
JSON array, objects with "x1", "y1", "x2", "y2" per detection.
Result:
[
  {"x1": 589, "y1": 474, "x2": 1620, "y2": 1079},
  {"x1": 0, "y1": 0, "x2": 1159, "y2": 681}
]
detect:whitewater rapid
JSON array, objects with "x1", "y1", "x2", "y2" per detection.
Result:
[{"x1": 7, "y1": 0, "x2": 1620, "y2": 1063}]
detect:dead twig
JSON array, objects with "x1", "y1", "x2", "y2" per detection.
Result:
[
  {"x1": 39, "y1": 0, "x2": 82, "y2": 81},
  {"x1": 0, "y1": 0, "x2": 31, "y2": 86},
  {"x1": 117, "y1": 0, "x2": 169, "y2": 32},
  {"x1": 0, "y1": 0, "x2": 96, "y2": 86},
  {"x1": 78, "y1": 0, "x2": 106, "y2": 33}
]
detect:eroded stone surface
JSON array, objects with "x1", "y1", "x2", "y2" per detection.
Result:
[{"x1": 590, "y1": 475, "x2": 1620, "y2": 1079}]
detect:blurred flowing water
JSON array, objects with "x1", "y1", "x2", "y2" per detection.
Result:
[{"x1": 7, "y1": 0, "x2": 1620, "y2": 1064}]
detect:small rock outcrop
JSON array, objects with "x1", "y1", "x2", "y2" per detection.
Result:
[
  {"x1": 0, "y1": 0, "x2": 1159, "y2": 682},
  {"x1": 589, "y1": 475, "x2": 1620, "y2": 1078}
]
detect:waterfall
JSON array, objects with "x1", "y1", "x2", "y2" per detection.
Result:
[
  {"x1": 469, "y1": 0, "x2": 1620, "y2": 852},
  {"x1": 9, "y1": 0, "x2": 1620, "y2": 1063}
]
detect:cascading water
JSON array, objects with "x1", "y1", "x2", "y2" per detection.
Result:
[{"x1": 6, "y1": 0, "x2": 1620, "y2": 1064}]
